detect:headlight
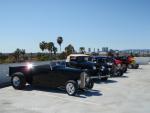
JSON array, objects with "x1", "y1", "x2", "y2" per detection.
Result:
[
  {"x1": 85, "y1": 75, "x2": 90, "y2": 83},
  {"x1": 108, "y1": 68, "x2": 111, "y2": 71},
  {"x1": 83, "y1": 72, "x2": 88, "y2": 76},
  {"x1": 101, "y1": 66, "x2": 105, "y2": 71},
  {"x1": 107, "y1": 63, "x2": 113, "y2": 65},
  {"x1": 109, "y1": 63, "x2": 113, "y2": 65},
  {"x1": 93, "y1": 66, "x2": 96, "y2": 70},
  {"x1": 117, "y1": 64, "x2": 121, "y2": 68},
  {"x1": 107, "y1": 63, "x2": 110, "y2": 65}
]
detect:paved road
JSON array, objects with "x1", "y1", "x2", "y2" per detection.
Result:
[
  {"x1": 0, "y1": 61, "x2": 51, "y2": 87},
  {"x1": 0, "y1": 65, "x2": 150, "y2": 113}
]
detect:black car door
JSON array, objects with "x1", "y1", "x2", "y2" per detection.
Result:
[
  {"x1": 32, "y1": 65, "x2": 55, "y2": 87},
  {"x1": 69, "y1": 61, "x2": 78, "y2": 68}
]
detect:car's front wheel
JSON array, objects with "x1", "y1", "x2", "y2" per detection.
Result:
[
  {"x1": 123, "y1": 67, "x2": 127, "y2": 73},
  {"x1": 11, "y1": 74, "x2": 26, "y2": 90},
  {"x1": 135, "y1": 64, "x2": 139, "y2": 69},
  {"x1": 128, "y1": 64, "x2": 133, "y2": 69},
  {"x1": 115, "y1": 70, "x2": 123, "y2": 76},
  {"x1": 65, "y1": 80, "x2": 78, "y2": 96},
  {"x1": 87, "y1": 79, "x2": 94, "y2": 89}
]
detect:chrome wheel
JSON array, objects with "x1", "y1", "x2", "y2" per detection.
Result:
[
  {"x1": 12, "y1": 76, "x2": 20, "y2": 87},
  {"x1": 128, "y1": 64, "x2": 132, "y2": 69},
  {"x1": 66, "y1": 82, "x2": 76, "y2": 95}
]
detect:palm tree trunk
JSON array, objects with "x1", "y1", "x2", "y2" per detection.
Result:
[{"x1": 60, "y1": 45, "x2": 61, "y2": 53}]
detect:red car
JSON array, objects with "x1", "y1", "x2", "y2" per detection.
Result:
[{"x1": 127, "y1": 56, "x2": 139, "y2": 69}]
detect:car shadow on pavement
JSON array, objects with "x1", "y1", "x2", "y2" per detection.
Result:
[
  {"x1": 115, "y1": 75, "x2": 129, "y2": 78},
  {"x1": 124, "y1": 71, "x2": 130, "y2": 74},
  {"x1": 76, "y1": 90, "x2": 102, "y2": 98},
  {"x1": 93, "y1": 79, "x2": 118, "y2": 84},
  {"x1": 23, "y1": 85, "x2": 102, "y2": 98},
  {"x1": 110, "y1": 75, "x2": 129, "y2": 78},
  {"x1": 23, "y1": 85, "x2": 65, "y2": 93}
]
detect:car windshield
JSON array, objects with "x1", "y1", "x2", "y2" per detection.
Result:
[
  {"x1": 107, "y1": 58, "x2": 114, "y2": 63},
  {"x1": 49, "y1": 61, "x2": 66, "y2": 69},
  {"x1": 77, "y1": 56, "x2": 89, "y2": 62},
  {"x1": 97, "y1": 58, "x2": 106, "y2": 63},
  {"x1": 96, "y1": 57, "x2": 113, "y2": 63}
]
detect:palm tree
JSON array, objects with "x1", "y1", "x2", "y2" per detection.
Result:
[
  {"x1": 39, "y1": 41, "x2": 46, "y2": 52},
  {"x1": 108, "y1": 49, "x2": 115, "y2": 57},
  {"x1": 65, "y1": 44, "x2": 75, "y2": 55},
  {"x1": 20, "y1": 49, "x2": 26, "y2": 61},
  {"x1": 47, "y1": 42, "x2": 54, "y2": 56},
  {"x1": 13, "y1": 48, "x2": 21, "y2": 62},
  {"x1": 57, "y1": 36, "x2": 63, "y2": 52},
  {"x1": 53, "y1": 46, "x2": 58, "y2": 55},
  {"x1": 79, "y1": 47, "x2": 85, "y2": 54}
]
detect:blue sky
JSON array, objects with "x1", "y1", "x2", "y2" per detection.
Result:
[{"x1": 0, "y1": 0, "x2": 150, "y2": 53}]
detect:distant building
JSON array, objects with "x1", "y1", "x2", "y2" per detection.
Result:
[
  {"x1": 88, "y1": 48, "x2": 91, "y2": 53},
  {"x1": 93, "y1": 48, "x2": 96, "y2": 53},
  {"x1": 97, "y1": 49, "x2": 100, "y2": 53},
  {"x1": 120, "y1": 49, "x2": 150, "y2": 56},
  {"x1": 102, "y1": 47, "x2": 109, "y2": 52}
]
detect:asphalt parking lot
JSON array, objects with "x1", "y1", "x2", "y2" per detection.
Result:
[{"x1": 0, "y1": 65, "x2": 150, "y2": 113}]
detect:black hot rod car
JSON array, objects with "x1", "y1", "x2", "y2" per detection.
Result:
[
  {"x1": 66, "y1": 54, "x2": 109, "y2": 81},
  {"x1": 89, "y1": 56, "x2": 114, "y2": 75},
  {"x1": 9, "y1": 62, "x2": 94, "y2": 96},
  {"x1": 89, "y1": 56, "x2": 125, "y2": 77}
]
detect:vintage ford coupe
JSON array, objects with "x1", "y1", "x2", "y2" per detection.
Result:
[
  {"x1": 66, "y1": 54, "x2": 109, "y2": 81},
  {"x1": 9, "y1": 62, "x2": 94, "y2": 96},
  {"x1": 89, "y1": 56, "x2": 114, "y2": 74}
]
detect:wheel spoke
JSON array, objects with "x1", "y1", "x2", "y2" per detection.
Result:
[
  {"x1": 66, "y1": 83, "x2": 75, "y2": 95},
  {"x1": 13, "y1": 76, "x2": 20, "y2": 87}
]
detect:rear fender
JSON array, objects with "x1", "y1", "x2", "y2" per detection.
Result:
[{"x1": 12, "y1": 72, "x2": 24, "y2": 77}]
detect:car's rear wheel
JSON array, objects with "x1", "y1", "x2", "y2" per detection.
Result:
[
  {"x1": 11, "y1": 75, "x2": 26, "y2": 90},
  {"x1": 65, "y1": 80, "x2": 78, "y2": 96}
]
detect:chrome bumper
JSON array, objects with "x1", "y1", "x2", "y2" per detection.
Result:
[{"x1": 78, "y1": 72, "x2": 88, "y2": 89}]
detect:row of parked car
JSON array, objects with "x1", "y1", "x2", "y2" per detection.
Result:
[{"x1": 9, "y1": 54, "x2": 139, "y2": 96}]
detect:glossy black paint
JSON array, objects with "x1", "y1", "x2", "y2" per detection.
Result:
[
  {"x1": 66, "y1": 56, "x2": 100, "y2": 77},
  {"x1": 9, "y1": 64, "x2": 83, "y2": 88},
  {"x1": 89, "y1": 56, "x2": 112, "y2": 75}
]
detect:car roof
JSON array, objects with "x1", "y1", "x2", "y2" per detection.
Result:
[
  {"x1": 91, "y1": 56, "x2": 108, "y2": 59},
  {"x1": 68, "y1": 54, "x2": 89, "y2": 57},
  {"x1": 66, "y1": 54, "x2": 89, "y2": 62}
]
